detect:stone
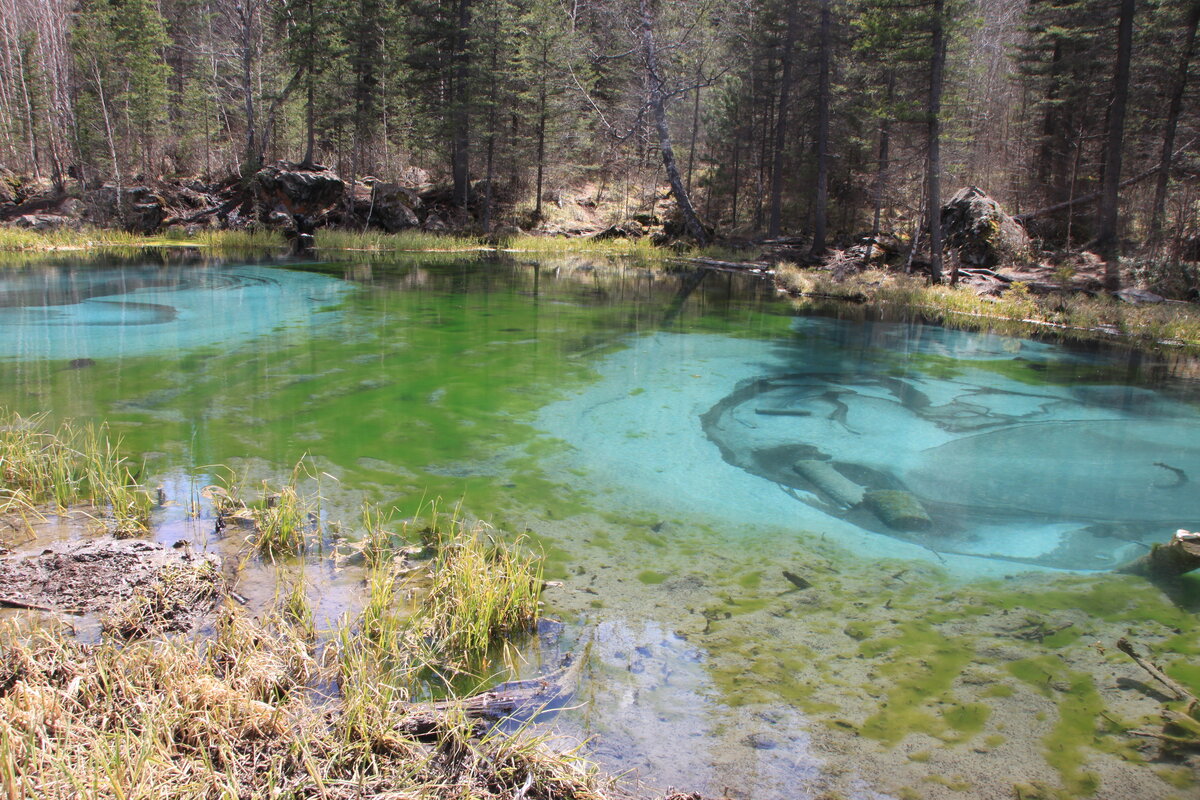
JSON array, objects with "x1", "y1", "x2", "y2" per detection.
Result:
[
  {"x1": 592, "y1": 220, "x2": 646, "y2": 240},
  {"x1": 941, "y1": 186, "x2": 1033, "y2": 268},
  {"x1": 10, "y1": 214, "x2": 72, "y2": 231}
]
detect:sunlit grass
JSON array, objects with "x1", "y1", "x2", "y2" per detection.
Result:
[{"x1": 777, "y1": 265, "x2": 1200, "y2": 351}]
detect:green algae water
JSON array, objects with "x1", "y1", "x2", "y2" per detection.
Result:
[{"x1": 2, "y1": 250, "x2": 1199, "y2": 799}]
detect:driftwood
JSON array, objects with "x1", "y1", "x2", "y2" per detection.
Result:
[
  {"x1": 394, "y1": 652, "x2": 585, "y2": 742},
  {"x1": 1116, "y1": 529, "x2": 1200, "y2": 579},
  {"x1": 1117, "y1": 638, "x2": 1200, "y2": 751},
  {"x1": 0, "y1": 596, "x2": 58, "y2": 613}
]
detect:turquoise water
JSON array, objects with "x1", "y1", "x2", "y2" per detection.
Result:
[{"x1": 2, "y1": 251, "x2": 1198, "y2": 799}]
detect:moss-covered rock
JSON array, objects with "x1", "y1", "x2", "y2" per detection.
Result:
[{"x1": 942, "y1": 186, "x2": 1033, "y2": 268}]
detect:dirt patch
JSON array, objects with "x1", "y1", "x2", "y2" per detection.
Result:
[{"x1": 0, "y1": 536, "x2": 223, "y2": 630}]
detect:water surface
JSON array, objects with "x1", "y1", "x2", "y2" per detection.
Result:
[{"x1": 1, "y1": 250, "x2": 1198, "y2": 800}]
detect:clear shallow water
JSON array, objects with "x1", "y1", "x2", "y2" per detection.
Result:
[{"x1": 2, "y1": 251, "x2": 1199, "y2": 799}]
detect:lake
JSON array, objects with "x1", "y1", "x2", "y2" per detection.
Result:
[{"x1": 1, "y1": 249, "x2": 1197, "y2": 799}]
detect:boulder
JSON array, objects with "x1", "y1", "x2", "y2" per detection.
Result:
[
  {"x1": 1115, "y1": 288, "x2": 1165, "y2": 304},
  {"x1": 251, "y1": 162, "x2": 344, "y2": 231},
  {"x1": 84, "y1": 185, "x2": 168, "y2": 232},
  {"x1": 941, "y1": 186, "x2": 1032, "y2": 268},
  {"x1": 356, "y1": 181, "x2": 420, "y2": 232},
  {"x1": 0, "y1": 168, "x2": 17, "y2": 204}
]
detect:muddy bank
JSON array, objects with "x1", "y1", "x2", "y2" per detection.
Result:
[{"x1": 0, "y1": 525, "x2": 223, "y2": 637}]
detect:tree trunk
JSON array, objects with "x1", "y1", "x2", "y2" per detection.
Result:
[
  {"x1": 811, "y1": 0, "x2": 832, "y2": 256},
  {"x1": 451, "y1": 0, "x2": 473, "y2": 209},
  {"x1": 533, "y1": 44, "x2": 547, "y2": 223},
  {"x1": 686, "y1": 61, "x2": 702, "y2": 193},
  {"x1": 1098, "y1": 0, "x2": 1135, "y2": 291},
  {"x1": 870, "y1": 71, "x2": 895, "y2": 246},
  {"x1": 640, "y1": 0, "x2": 707, "y2": 246},
  {"x1": 1150, "y1": 0, "x2": 1200, "y2": 243},
  {"x1": 239, "y1": 1, "x2": 257, "y2": 175},
  {"x1": 767, "y1": 0, "x2": 798, "y2": 238},
  {"x1": 927, "y1": 0, "x2": 947, "y2": 284}
]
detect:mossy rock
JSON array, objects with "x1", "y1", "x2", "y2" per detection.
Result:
[{"x1": 863, "y1": 489, "x2": 933, "y2": 532}]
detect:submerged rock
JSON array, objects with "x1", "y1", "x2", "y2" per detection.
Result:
[
  {"x1": 862, "y1": 489, "x2": 933, "y2": 532},
  {"x1": 941, "y1": 186, "x2": 1032, "y2": 268}
]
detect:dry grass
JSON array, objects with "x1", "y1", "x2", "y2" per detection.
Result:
[
  {"x1": 776, "y1": 265, "x2": 1200, "y2": 351},
  {"x1": 0, "y1": 549, "x2": 599, "y2": 800}
]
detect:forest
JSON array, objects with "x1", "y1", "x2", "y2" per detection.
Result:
[{"x1": 1, "y1": 0, "x2": 1198, "y2": 287}]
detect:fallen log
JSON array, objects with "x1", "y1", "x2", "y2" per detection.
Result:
[
  {"x1": 394, "y1": 651, "x2": 585, "y2": 742},
  {"x1": 1116, "y1": 529, "x2": 1200, "y2": 579},
  {"x1": 0, "y1": 596, "x2": 58, "y2": 613},
  {"x1": 793, "y1": 460, "x2": 864, "y2": 508},
  {"x1": 1015, "y1": 139, "x2": 1194, "y2": 222}
]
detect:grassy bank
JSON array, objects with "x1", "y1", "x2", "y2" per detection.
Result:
[
  {"x1": 0, "y1": 551, "x2": 594, "y2": 800},
  {"x1": 777, "y1": 266, "x2": 1200, "y2": 352},
  {"x1": 0, "y1": 225, "x2": 684, "y2": 259}
]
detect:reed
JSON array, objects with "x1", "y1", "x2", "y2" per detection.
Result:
[{"x1": 0, "y1": 410, "x2": 151, "y2": 534}]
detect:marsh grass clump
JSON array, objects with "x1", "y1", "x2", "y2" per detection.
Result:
[
  {"x1": 0, "y1": 410, "x2": 151, "y2": 535},
  {"x1": 207, "y1": 460, "x2": 327, "y2": 557},
  {"x1": 416, "y1": 521, "x2": 543, "y2": 668}
]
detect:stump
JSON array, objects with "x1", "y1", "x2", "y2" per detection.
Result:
[{"x1": 1116, "y1": 530, "x2": 1200, "y2": 580}]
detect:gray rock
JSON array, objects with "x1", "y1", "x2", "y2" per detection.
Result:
[
  {"x1": 251, "y1": 161, "x2": 345, "y2": 231},
  {"x1": 1115, "y1": 288, "x2": 1165, "y2": 304}
]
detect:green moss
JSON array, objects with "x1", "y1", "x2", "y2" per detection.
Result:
[
  {"x1": 924, "y1": 774, "x2": 972, "y2": 791},
  {"x1": 907, "y1": 750, "x2": 931, "y2": 763},
  {"x1": 858, "y1": 621, "x2": 977, "y2": 745},
  {"x1": 983, "y1": 684, "x2": 1014, "y2": 698},
  {"x1": 1009, "y1": 657, "x2": 1105, "y2": 796},
  {"x1": 738, "y1": 570, "x2": 763, "y2": 589},
  {"x1": 1166, "y1": 661, "x2": 1200, "y2": 696},
  {"x1": 844, "y1": 620, "x2": 875, "y2": 641},
  {"x1": 1154, "y1": 766, "x2": 1195, "y2": 790},
  {"x1": 984, "y1": 734, "x2": 1006, "y2": 748},
  {"x1": 943, "y1": 702, "x2": 991, "y2": 737},
  {"x1": 636, "y1": 570, "x2": 667, "y2": 585}
]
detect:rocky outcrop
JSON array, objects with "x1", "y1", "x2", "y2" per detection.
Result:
[
  {"x1": 86, "y1": 185, "x2": 169, "y2": 233},
  {"x1": 941, "y1": 186, "x2": 1033, "y2": 268},
  {"x1": 592, "y1": 220, "x2": 646, "y2": 240},
  {"x1": 252, "y1": 162, "x2": 344, "y2": 225}
]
